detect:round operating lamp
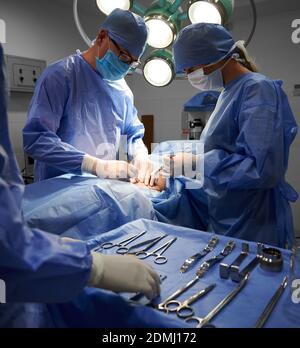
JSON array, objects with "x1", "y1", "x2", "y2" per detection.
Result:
[
  {"x1": 145, "y1": 17, "x2": 176, "y2": 49},
  {"x1": 143, "y1": 50, "x2": 175, "y2": 87},
  {"x1": 96, "y1": 0, "x2": 132, "y2": 16},
  {"x1": 188, "y1": 0, "x2": 234, "y2": 25},
  {"x1": 144, "y1": 3, "x2": 181, "y2": 49}
]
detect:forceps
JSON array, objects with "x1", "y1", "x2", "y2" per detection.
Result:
[
  {"x1": 136, "y1": 237, "x2": 178, "y2": 264},
  {"x1": 97, "y1": 231, "x2": 147, "y2": 252},
  {"x1": 185, "y1": 273, "x2": 250, "y2": 328},
  {"x1": 164, "y1": 284, "x2": 216, "y2": 319}
]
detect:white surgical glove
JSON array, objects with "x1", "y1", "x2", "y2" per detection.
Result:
[
  {"x1": 88, "y1": 252, "x2": 161, "y2": 300},
  {"x1": 132, "y1": 153, "x2": 161, "y2": 186},
  {"x1": 82, "y1": 155, "x2": 138, "y2": 180},
  {"x1": 162, "y1": 152, "x2": 197, "y2": 178}
]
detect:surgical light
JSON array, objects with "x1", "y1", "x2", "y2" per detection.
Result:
[
  {"x1": 188, "y1": 0, "x2": 234, "y2": 25},
  {"x1": 96, "y1": 0, "x2": 132, "y2": 16},
  {"x1": 144, "y1": 2, "x2": 181, "y2": 49},
  {"x1": 73, "y1": 0, "x2": 261, "y2": 88},
  {"x1": 143, "y1": 50, "x2": 175, "y2": 87},
  {"x1": 145, "y1": 17, "x2": 175, "y2": 49}
]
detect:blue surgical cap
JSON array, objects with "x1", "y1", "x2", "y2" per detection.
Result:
[
  {"x1": 101, "y1": 9, "x2": 148, "y2": 58},
  {"x1": 173, "y1": 23, "x2": 235, "y2": 73}
]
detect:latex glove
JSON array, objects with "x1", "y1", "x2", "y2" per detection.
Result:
[
  {"x1": 88, "y1": 252, "x2": 161, "y2": 300},
  {"x1": 162, "y1": 152, "x2": 196, "y2": 178},
  {"x1": 132, "y1": 154, "x2": 161, "y2": 186},
  {"x1": 134, "y1": 172, "x2": 166, "y2": 192},
  {"x1": 61, "y1": 237, "x2": 78, "y2": 243},
  {"x1": 82, "y1": 155, "x2": 138, "y2": 180}
]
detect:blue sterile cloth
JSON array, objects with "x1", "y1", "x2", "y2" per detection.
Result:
[
  {"x1": 23, "y1": 174, "x2": 157, "y2": 241},
  {"x1": 5, "y1": 219, "x2": 298, "y2": 328},
  {"x1": 79, "y1": 219, "x2": 298, "y2": 328},
  {"x1": 46, "y1": 287, "x2": 189, "y2": 329},
  {"x1": 23, "y1": 138, "x2": 210, "y2": 239},
  {"x1": 23, "y1": 173, "x2": 209, "y2": 238}
]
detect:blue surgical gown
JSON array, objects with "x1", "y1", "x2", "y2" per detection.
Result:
[
  {"x1": 0, "y1": 44, "x2": 92, "y2": 305},
  {"x1": 23, "y1": 50, "x2": 147, "y2": 182},
  {"x1": 200, "y1": 73, "x2": 298, "y2": 247}
]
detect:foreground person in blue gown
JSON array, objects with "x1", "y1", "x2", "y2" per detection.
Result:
[{"x1": 0, "y1": 43, "x2": 160, "y2": 326}]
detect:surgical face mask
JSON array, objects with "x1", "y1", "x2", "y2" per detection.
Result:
[
  {"x1": 188, "y1": 58, "x2": 231, "y2": 91},
  {"x1": 96, "y1": 41, "x2": 131, "y2": 81},
  {"x1": 187, "y1": 39, "x2": 242, "y2": 91}
]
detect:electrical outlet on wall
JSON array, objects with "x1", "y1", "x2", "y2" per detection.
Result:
[
  {"x1": 13, "y1": 64, "x2": 42, "y2": 88},
  {"x1": 5, "y1": 55, "x2": 46, "y2": 93}
]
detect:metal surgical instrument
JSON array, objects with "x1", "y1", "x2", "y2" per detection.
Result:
[
  {"x1": 255, "y1": 276, "x2": 288, "y2": 328},
  {"x1": 231, "y1": 243, "x2": 264, "y2": 282},
  {"x1": 116, "y1": 234, "x2": 167, "y2": 255},
  {"x1": 157, "y1": 276, "x2": 204, "y2": 311},
  {"x1": 180, "y1": 237, "x2": 219, "y2": 273},
  {"x1": 136, "y1": 237, "x2": 178, "y2": 264},
  {"x1": 164, "y1": 284, "x2": 216, "y2": 319},
  {"x1": 93, "y1": 230, "x2": 147, "y2": 252},
  {"x1": 157, "y1": 241, "x2": 235, "y2": 311},
  {"x1": 185, "y1": 273, "x2": 250, "y2": 328},
  {"x1": 195, "y1": 241, "x2": 236, "y2": 278},
  {"x1": 129, "y1": 275, "x2": 168, "y2": 302},
  {"x1": 220, "y1": 243, "x2": 249, "y2": 280},
  {"x1": 259, "y1": 247, "x2": 283, "y2": 273}
]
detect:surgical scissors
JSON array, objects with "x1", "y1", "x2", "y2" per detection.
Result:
[
  {"x1": 116, "y1": 234, "x2": 167, "y2": 255},
  {"x1": 97, "y1": 231, "x2": 147, "y2": 252},
  {"x1": 136, "y1": 237, "x2": 178, "y2": 264},
  {"x1": 185, "y1": 273, "x2": 250, "y2": 328},
  {"x1": 164, "y1": 284, "x2": 216, "y2": 319}
]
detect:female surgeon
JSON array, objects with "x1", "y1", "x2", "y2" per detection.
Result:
[
  {"x1": 163, "y1": 23, "x2": 298, "y2": 248},
  {"x1": 0, "y1": 44, "x2": 160, "y2": 326}
]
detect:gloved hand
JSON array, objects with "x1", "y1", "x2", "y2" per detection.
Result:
[
  {"x1": 88, "y1": 252, "x2": 161, "y2": 300},
  {"x1": 61, "y1": 237, "x2": 77, "y2": 243},
  {"x1": 132, "y1": 153, "x2": 161, "y2": 186},
  {"x1": 162, "y1": 152, "x2": 197, "y2": 178},
  {"x1": 82, "y1": 155, "x2": 138, "y2": 180}
]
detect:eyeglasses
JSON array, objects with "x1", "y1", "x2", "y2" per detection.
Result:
[
  {"x1": 110, "y1": 38, "x2": 141, "y2": 68},
  {"x1": 185, "y1": 65, "x2": 206, "y2": 75}
]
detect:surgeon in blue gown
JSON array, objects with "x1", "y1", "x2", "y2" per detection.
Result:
[
  {"x1": 23, "y1": 9, "x2": 157, "y2": 185},
  {"x1": 0, "y1": 42, "x2": 161, "y2": 327},
  {"x1": 163, "y1": 23, "x2": 298, "y2": 248}
]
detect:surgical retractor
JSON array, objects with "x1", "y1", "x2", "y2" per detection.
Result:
[
  {"x1": 219, "y1": 243, "x2": 249, "y2": 280},
  {"x1": 180, "y1": 237, "x2": 219, "y2": 273}
]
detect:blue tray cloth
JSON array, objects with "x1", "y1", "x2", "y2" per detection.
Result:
[
  {"x1": 81, "y1": 219, "x2": 299, "y2": 328},
  {"x1": 4, "y1": 219, "x2": 298, "y2": 328}
]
